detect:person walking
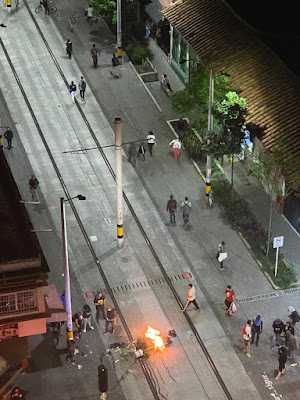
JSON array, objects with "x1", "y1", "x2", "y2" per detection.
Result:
[
  {"x1": 138, "y1": 142, "x2": 146, "y2": 161},
  {"x1": 90, "y1": 44, "x2": 100, "y2": 68},
  {"x1": 224, "y1": 285, "x2": 235, "y2": 315},
  {"x1": 167, "y1": 195, "x2": 177, "y2": 224},
  {"x1": 275, "y1": 346, "x2": 288, "y2": 380},
  {"x1": 29, "y1": 174, "x2": 39, "y2": 202},
  {"x1": 82, "y1": 304, "x2": 94, "y2": 333},
  {"x1": 177, "y1": 118, "x2": 186, "y2": 139},
  {"x1": 86, "y1": 4, "x2": 93, "y2": 25},
  {"x1": 94, "y1": 292, "x2": 106, "y2": 323},
  {"x1": 271, "y1": 318, "x2": 285, "y2": 348},
  {"x1": 286, "y1": 330, "x2": 298, "y2": 366},
  {"x1": 180, "y1": 197, "x2": 192, "y2": 226},
  {"x1": 242, "y1": 320, "x2": 252, "y2": 358},
  {"x1": 73, "y1": 311, "x2": 83, "y2": 339},
  {"x1": 170, "y1": 138, "x2": 181, "y2": 160},
  {"x1": 78, "y1": 76, "x2": 86, "y2": 101},
  {"x1": 69, "y1": 81, "x2": 77, "y2": 104},
  {"x1": 217, "y1": 241, "x2": 227, "y2": 270},
  {"x1": 161, "y1": 74, "x2": 172, "y2": 92},
  {"x1": 145, "y1": 18, "x2": 152, "y2": 39},
  {"x1": 128, "y1": 143, "x2": 137, "y2": 167},
  {"x1": 65, "y1": 39, "x2": 72, "y2": 59},
  {"x1": 104, "y1": 306, "x2": 117, "y2": 334},
  {"x1": 147, "y1": 131, "x2": 155, "y2": 156},
  {"x1": 4, "y1": 128, "x2": 13, "y2": 150},
  {"x1": 251, "y1": 315, "x2": 263, "y2": 346},
  {"x1": 110, "y1": 54, "x2": 120, "y2": 78},
  {"x1": 181, "y1": 284, "x2": 200, "y2": 312},
  {"x1": 288, "y1": 306, "x2": 300, "y2": 326}
]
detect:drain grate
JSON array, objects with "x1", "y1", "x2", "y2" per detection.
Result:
[
  {"x1": 92, "y1": 273, "x2": 192, "y2": 295},
  {"x1": 214, "y1": 286, "x2": 300, "y2": 308}
]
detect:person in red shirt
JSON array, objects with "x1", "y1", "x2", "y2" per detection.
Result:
[{"x1": 225, "y1": 285, "x2": 235, "y2": 314}]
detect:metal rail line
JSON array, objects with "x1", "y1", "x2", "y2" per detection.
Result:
[
  {"x1": 6, "y1": 2, "x2": 233, "y2": 398},
  {"x1": 0, "y1": 37, "x2": 160, "y2": 400}
]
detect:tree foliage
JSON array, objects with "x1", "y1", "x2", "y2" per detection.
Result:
[{"x1": 90, "y1": 0, "x2": 117, "y2": 25}]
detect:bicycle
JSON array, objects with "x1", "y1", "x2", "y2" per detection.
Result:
[{"x1": 35, "y1": 1, "x2": 57, "y2": 14}]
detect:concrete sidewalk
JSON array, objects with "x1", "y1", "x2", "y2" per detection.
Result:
[{"x1": 0, "y1": 0, "x2": 299, "y2": 399}]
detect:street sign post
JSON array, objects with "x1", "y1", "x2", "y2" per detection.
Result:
[{"x1": 273, "y1": 236, "x2": 284, "y2": 277}]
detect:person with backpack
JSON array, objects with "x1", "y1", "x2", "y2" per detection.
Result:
[
  {"x1": 242, "y1": 320, "x2": 252, "y2": 358},
  {"x1": 288, "y1": 306, "x2": 300, "y2": 326},
  {"x1": 73, "y1": 311, "x2": 83, "y2": 339},
  {"x1": 78, "y1": 76, "x2": 86, "y2": 101},
  {"x1": 271, "y1": 319, "x2": 285, "y2": 348},
  {"x1": 251, "y1": 315, "x2": 263, "y2": 346},
  {"x1": 167, "y1": 195, "x2": 177, "y2": 224},
  {"x1": 275, "y1": 346, "x2": 288, "y2": 380},
  {"x1": 180, "y1": 197, "x2": 192, "y2": 226},
  {"x1": 90, "y1": 44, "x2": 100, "y2": 68}
]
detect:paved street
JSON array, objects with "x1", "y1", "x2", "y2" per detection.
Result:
[{"x1": 0, "y1": 0, "x2": 299, "y2": 399}]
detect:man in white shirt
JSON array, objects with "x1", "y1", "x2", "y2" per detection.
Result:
[
  {"x1": 243, "y1": 320, "x2": 252, "y2": 358},
  {"x1": 86, "y1": 5, "x2": 93, "y2": 25},
  {"x1": 147, "y1": 131, "x2": 155, "y2": 156},
  {"x1": 182, "y1": 284, "x2": 200, "y2": 311}
]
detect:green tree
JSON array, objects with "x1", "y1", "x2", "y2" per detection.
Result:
[
  {"x1": 90, "y1": 0, "x2": 117, "y2": 25},
  {"x1": 170, "y1": 64, "x2": 233, "y2": 135},
  {"x1": 210, "y1": 91, "x2": 250, "y2": 185},
  {"x1": 255, "y1": 140, "x2": 300, "y2": 257}
]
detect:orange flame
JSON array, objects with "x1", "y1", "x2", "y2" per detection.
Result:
[{"x1": 145, "y1": 326, "x2": 165, "y2": 351}]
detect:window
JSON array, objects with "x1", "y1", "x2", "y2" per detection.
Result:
[{"x1": 0, "y1": 290, "x2": 38, "y2": 315}]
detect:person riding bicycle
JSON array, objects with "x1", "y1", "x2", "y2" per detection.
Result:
[{"x1": 41, "y1": 0, "x2": 49, "y2": 15}]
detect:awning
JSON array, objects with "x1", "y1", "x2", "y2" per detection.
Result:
[
  {"x1": 43, "y1": 284, "x2": 67, "y2": 323},
  {"x1": 145, "y1": 0, "x2": 170, "y2": 25}
]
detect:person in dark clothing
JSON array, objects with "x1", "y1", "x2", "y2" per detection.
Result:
[
  {"x1": 167, "y1": 195, "x2": 177, "y2": 223},
  {"x1": 110, "y1": 54, "x2": 120, "y2": 78},
  {"x1": 42, "y1": 0, "x2": 49, "y2": 14},
  {"x1": 29, "y1": 174, "x2": 39, "y2": 202},
  {"x1": 138, "y1": 142, "x2": 146, "y2": 161},
  {"x1": 128, "y1": 143, "x2": 137, "y2": 167},
  {"x1": 66, "y1": 339, "x2": 79, "y2": 362},
  {"x1": 275, "y1": 346, "x2": 288, "y2": 380},
  {"x1": 65, "y1": 39, "x2": 72, "y2": 59},
  {"x1": 11, "y1": 387, "x2": 25, "y2": 399},
  {"x1": 271, "y1": 318, "x2": 285, "y2": 348},
  {"x1": 4, "y1": 128, "x2": 13, "y2": 150},
  {"x1": 69, "y1": 81, "x2": 77, "y2": 104},
  {"x1": 90, "y1": 44, "x2": 100, "y2": 68},
  {"x1": 73, "y1": 311, "x2": 83, "y2": 339},
  {"x1": 177, "y1": 118, "x2": 186, "y2": 139},
  {"x1": 78, "y1": 76, "x2": 86, "y2": 101},
  {"x1": 82, "y1": 304, "x2": 94, "y2": 332},
  {"x1": 94, "y1": 292, "x2": 106, "y2": 323},
  {"x1": 251, "y1": 315, "x2": 263, "y2": 346},
  {"x1": 104, "y1": 306, "x2": 116, "y2": 334},
  {"x1": 288, "y1": 306, "x2": 300, "y2": 326}
]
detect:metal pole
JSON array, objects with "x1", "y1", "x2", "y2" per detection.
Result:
[
  {"x1": 116, "y1": 0, "x2": 122, "y2": 64},
  {"x1": 60, "y1": 197, "x2": 73, "y2": 340},
  {"x1": 205, "y1": 70, "x2": 214, "y2": 202},
  {"x1": 115, "y1": 118, "x2": 124, "y2": 248},
  {"x1": 275, "y1": 247, "x2": 279, "y2": 277}
]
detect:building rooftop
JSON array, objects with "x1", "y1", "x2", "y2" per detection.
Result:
[{"x1": 163, "y1": 0, "x2": 300, "y2": 185}]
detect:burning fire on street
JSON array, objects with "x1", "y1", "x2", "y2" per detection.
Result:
[{"x1": 145, "y1": 326, "x2": 165, "y2": 351}]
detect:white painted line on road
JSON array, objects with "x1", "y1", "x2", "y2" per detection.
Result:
[
  {"x1": 90, "y1": 235, "x2": 98, "y2": 242},
  {"x1": 104, "y1": 217, "x2": 111, "y2": 225}
]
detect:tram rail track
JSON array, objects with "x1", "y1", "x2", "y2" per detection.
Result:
[{"x1": 1, "y1": 2, "x2": 233, "y2": 398}]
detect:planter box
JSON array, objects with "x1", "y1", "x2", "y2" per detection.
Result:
[{"x1": 140, "y1": 71, "x2": 158, "y2": 82}]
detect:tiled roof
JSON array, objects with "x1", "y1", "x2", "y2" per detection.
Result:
[{"x1": 163, "y1": 0, "x2": 300, "y2": 184}]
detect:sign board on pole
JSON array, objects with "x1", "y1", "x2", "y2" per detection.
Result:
[{"x1": 273, "y1": 236, "x2": 284, "y2": 249}]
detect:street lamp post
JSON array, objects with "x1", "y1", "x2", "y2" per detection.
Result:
[
  {"x1": 205, "y1": 70, "x2": 214, "y2": 203},
  {"x1": 116, "y1": 0, "x2": 122, "y2": 64},
  {"x1": 60, "y1": 194, "x2": 86, "y2": 341},
  {"x1": 115, "y1": 118, "x2": 124, "y2": 248}
]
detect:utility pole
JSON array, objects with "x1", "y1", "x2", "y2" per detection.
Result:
[
  {"x1": 116, "y1": 0, "x2": 122, "y2": 65},
  {"x1": 115, "y1": 118, "x2": 124, "y2": 248},
  {"x1": 61, "y1": 197, "x2": 73, "y2": 341},
  {"x1": 205, "y1": 70, "x2": 214, "y2": 202}
]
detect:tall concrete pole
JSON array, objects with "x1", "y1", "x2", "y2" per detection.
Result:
[
  {"x1": 116, "y1": 0, "x2": 122, "y2": 64},
  {"x1": 205, "y1": 70, "x2": 214, "y2": 202},
  {"x1": 60, "y1": 198, "x2": 73, "y2": 341},
  {"x1": 115, "y1": 118, "x2": 124, "y2": 248}
]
